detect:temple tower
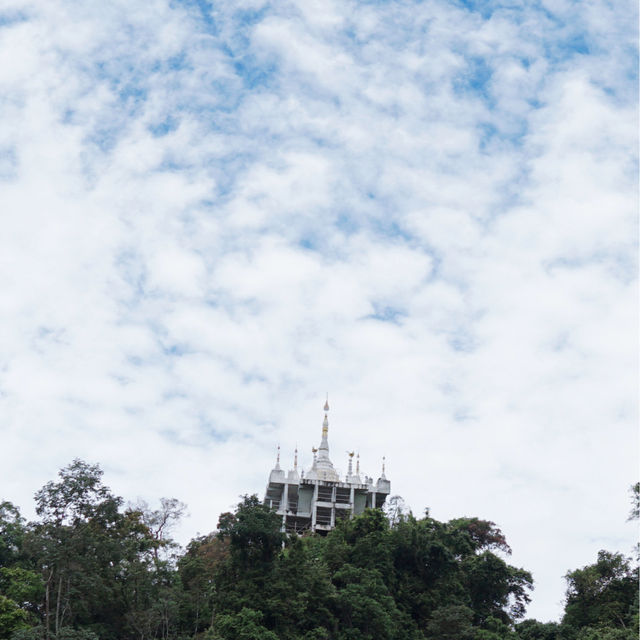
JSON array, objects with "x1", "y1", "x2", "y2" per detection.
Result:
[{"x1": 264, "y1": 398, "x2": 391, "y2": 533}]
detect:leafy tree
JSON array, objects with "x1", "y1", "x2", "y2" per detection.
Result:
[
  {"x1": 515, "y1": 618, "x2": 559, "y2": 639},
  {"x1": 572, "y1": 628, "x2": 638, "y2": 640},
  {"x1": 131, "y1": 498, "x2": 186, "y2": 561},
  {"x1": 461, "y1": 551, "x2": 532, "y2": 623},
  {"x1": 25, "y1": 460, "x2": 131, "y2": 639},
  {"x1": 206, "y1": 607, "x2": 279, "y2": 640},
  {"x1": 19, "y1": 460, "x2": 186, "y2": 640},
  {"x1": 424, "y1": 604, "x2": 475, "y2": 640},
  {"x1": 216, "y1": 495, "x2": 284, "y2": 567},
  {"x1": 384, "y1": 496, "x2": 409, "y2": 527},
  {"x1": 627, "y1": 483, "x2": 639, "y2": 522},
  {"x1": 262, "y1": 535, "x2": 336, "y2": 639},
  {"x1": 0, "y1": 503, "x2": 25, "y2": 569},
  {"x1": 560, "y1": 550, "x2": 638, "y2": 639},
  {"x1": 331, "y1": 565, "x2": 411, "y2": 640},
  {"x1": 213, "y1": 495, "x2": 285, "y2": 627},
  {"x1": 10, "y1": 462, "x2": 638, "y2": 640},
  {"x1": 0, "y1": 594, "x2": 29, "y2": 639},
  {"x1": 177, "y1": 533, "x2": 227, "y2": 636},
  {"x1": 447, "y1": 518, "x2": 512, "y2": 556},
  {"x1": 475, "y1": 615, "x2": 518, "y2": 639}
]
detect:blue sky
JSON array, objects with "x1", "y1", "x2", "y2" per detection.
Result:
[{"x1": 0, "y1": 0, "x2": 637, "y2": 622}]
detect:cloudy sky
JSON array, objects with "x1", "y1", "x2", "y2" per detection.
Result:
[{"x1": 0, "y1": 0, "x2": 637, "y2": 623}]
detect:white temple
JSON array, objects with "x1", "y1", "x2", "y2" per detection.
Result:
[{"x1": 264, "y1": 398, "x2": 390, "y2": 533}]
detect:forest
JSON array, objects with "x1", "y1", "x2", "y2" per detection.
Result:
[{"x1": 0, "y1": 460, "x2": 637, "y2": 640}]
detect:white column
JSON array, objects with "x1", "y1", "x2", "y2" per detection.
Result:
[
  {"x1": 311, "y1": 483, "x2": 319, "y2": 529},
  {"x1": 282, "y1": 483, "x2": 289, "y2": 528},
  {"x1": 330, "y1": 485, "x2": 337, "y2": 527}
]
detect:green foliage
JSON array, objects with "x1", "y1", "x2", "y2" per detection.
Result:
[
  {"x1": 0, "y1": 568, "x2": 43, "y2": 609},
  {"x1": 331, "y1": 565, "x2": 402, "y2": 639},
  {"x1": 447, "y1": 518, "x2": 512, "y2": 555},
  {"x1": 561, "y1": 550, "x2": 638, "y2": 635},
  {"x1": 627, "y1": 482, "x2": 640, "y2": 522},
  {"x1": 1, "y1": 460, "x2": 187, "y2": 640},
  {"x1": 1, "y1": 461, "x2": 637, "y2": 640},
  {"x1": 177, "y1": 533, "x2": 226, "y2": 636},
  {"x1": 217, "y1": 495, "x2": 284, "y2": 567},
  {"x1": 515, "y1": 618, "x2": 559, "y2": 639},
  {"x1": 206, "y1": 607, "x2": 279, "y2": 640},
  {"x1": 0, "y1": 594, "x2": 28, "y2": 639},
  {"x1": 475, "y1": 616, "x2": 519, "y2": 639},
  {"x1": 0, "y1": 504, "x2": 25, "y2": 569},
  {"x1": 424, "y1": 604, "x2": 475, "y2": 639}
]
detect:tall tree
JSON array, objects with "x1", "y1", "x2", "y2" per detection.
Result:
[
  {"x1": 0, "y1": 503, "x2": 26, "y2": 569},
  {"x1": 560, "y1": 550, "x2": 638, "y2": 638}
]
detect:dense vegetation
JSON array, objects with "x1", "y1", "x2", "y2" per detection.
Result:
[{"x1": 0, "y1": 461, "x2": 637, "y2": 640}]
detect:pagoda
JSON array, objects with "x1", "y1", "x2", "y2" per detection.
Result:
[{"x1": 264, "y1": 398, "x2": 390, "y2": 533}]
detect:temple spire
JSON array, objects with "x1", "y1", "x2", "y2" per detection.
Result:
[
  {"x1": 275, "y1": 445, "x2": 281, "y2": 470},
  {"x1": 294, "y1": 446, "x2": 298, "y2": 470},
  {"x1": 310, "y1": 395, "x2": 339, "y2": 481},
  {"x1": 320, "y1": 397, "x2": 329, "y2": 450}
]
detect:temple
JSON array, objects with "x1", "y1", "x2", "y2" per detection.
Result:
[{"x1": 264, "y1": 398, "x2": 390, "y2": 533}]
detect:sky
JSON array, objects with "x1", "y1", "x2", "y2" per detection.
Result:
[{"x1": 0, "y1": 0, "x2": 637, "y2": 624}]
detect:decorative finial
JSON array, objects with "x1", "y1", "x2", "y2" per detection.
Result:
[
  {"x1": 324, "y1": 393, "x2": 329, "y2": 412},
  {"x1": 356, "y1": 453, "x2": 360, "y2": 474},
  {"x1": 275, "y1": 445, "x2": 281, "y2": 470},
  {"x1": 294, "y1": 446, "x2": 298, "y2": 470},
  {"x1": 381, "y1": 456, "x2": 387, "y2": 479},
  {"x1": 347, "y1": 451, "x2": 354, "y2": 477}
]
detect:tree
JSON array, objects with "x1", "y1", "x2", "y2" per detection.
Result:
[
  {"x1": 212, "y1": 495, "x2": 285, "y2": 631},
  {"x1": 424, "y1": 604, "x2": 475, "y2": 640},
  {"x1": 332, "y1": 565, "x2": 413, "y2": 640},
  {"x1": 561, "y1": 550, "x2": 638, "y2": 637},
  {"x1": 131, "y1": 498, "x2": 186, "y2": 561},
  {"x1": 446, "y1": 518, "x2": 512, "y2": 556},
  {"x1": 216, "y1": 495, "x2": 284, "y2": 568},
  {"x1": 177, "y1": 533, "x2": 228, "y2": 636},
  {"x1": 515, "y1": 619, "x2": 559, "y2": 639},
  {"x1": 23, "y1": 459, "x2": 187, "y2": 640},
  {"x1": 461, "y1": 551, "x2": 532, "y2": 624},
  {"x1": 627, "y1": 482, "x2": 639, "y2": 522},
  {"x1": 0, "y1": 503, "x2": 25, "y2": 568},
  {"x1": 0, "y1": 594, "x2": 29, "y2": 639},
  {"x1": 475, "y1": 615, "x2": 518, "y2": 639},
  {"x1": 206, "y1": 607, "x2": 279, "y2": 640},
  {"x1": 27, "y1": 460, "x2": 128, "y2": 639},
  {"x1": 384, "y1": 496, "x2": 409, "y2": 526}
]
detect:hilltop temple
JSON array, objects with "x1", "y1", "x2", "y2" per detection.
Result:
[{"x1": 264, "y1": 398, "x2": 390, "y2": 533}]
